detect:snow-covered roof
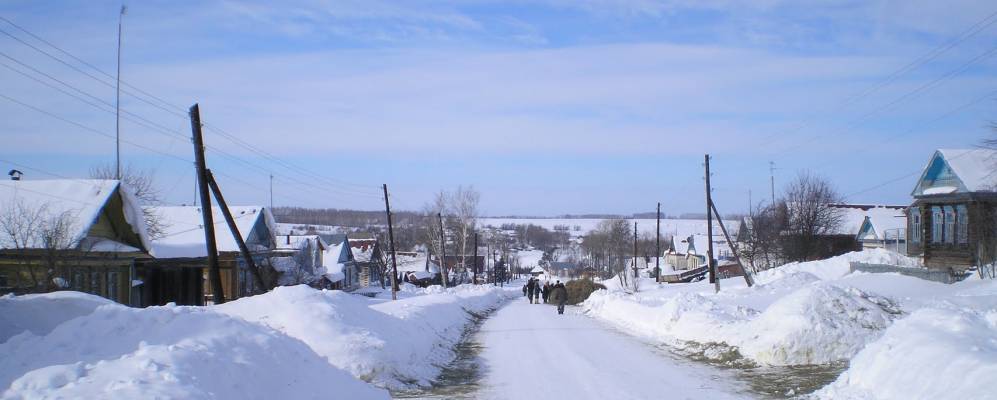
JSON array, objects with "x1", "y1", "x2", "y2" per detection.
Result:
[
  {"x1": 148, "y1": 206, "x2": 274, "y2": 258},
  {"x1": 393, "y1": 252, "x2": 440, "y2": 273},
  {"x1": 0, "y1": 179, "x2": 150, "y2": 253},
  {"x1": 530, "y1": 265, "x2": 545, "y2": 274},
  {"x1": 348, "y1": 238, "x2": 378, "y2": 263},
  {"x1": 858, "y1": 208, "x2": 907, "y2": 241},
  {"x1": 913, "y1": 149, "x2": 997, "y2": 196},
  {"x1": 276, "y1": 234, "x2": 326, "y2": 251}
]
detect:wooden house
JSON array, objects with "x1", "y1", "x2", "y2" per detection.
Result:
[
  {"x1": 272, "y1": 234, "x2": 327, "y2": 286},
  {"x1": 348, "y1": 238, "x2": 385, "y2": 288},
  {"x1": 0, "y1": 179, "x2": 152, "y2": 305},
  {"x1": 144, "y1": 205, "x2": 277, "y2": 306},
  {"x1": 321, "y1": 234, "x2": 359, "y2": 291},
  {"x1": 906, "y1": 149, "x2": 997, "y2": 272}
]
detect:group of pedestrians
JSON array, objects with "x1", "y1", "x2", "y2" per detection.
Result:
[{"x1": 522, "y1": 277, "x2": 568, "y2": 314}]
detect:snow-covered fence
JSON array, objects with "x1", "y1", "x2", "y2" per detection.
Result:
[{"x1": 849, "y1": 262, "x2": 969, "y2": 284}]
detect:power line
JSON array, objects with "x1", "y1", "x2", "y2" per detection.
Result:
[
  {"x1": 0, "y1": 49, "x2": 380, "y2": 202},
  {"x1": 754, "y1": 7, "x2": 997, "y2": 148},
  {"x1": 0, "y1": 18, "x2": 381, "y2": 195}
]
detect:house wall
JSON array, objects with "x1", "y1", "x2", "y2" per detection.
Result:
[
  {"x1": 911, "y1": 197, "x2": 996, "y2": 272},
  {"x1": 0, "y1": 254, "x2": 135, "y2": 304}
]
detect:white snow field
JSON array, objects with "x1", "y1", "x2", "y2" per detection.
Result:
[
  {"x1": 475, "y1": 298, "x2": 748, "y2": 400},
  {"x1": 583, "y1": 249, "x2": 997, "y2": 399},
  {"x1": 0, "y1": 283, "x2": 512, "y2": 399}
]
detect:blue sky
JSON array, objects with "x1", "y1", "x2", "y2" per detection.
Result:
[{"x1": 2, "y1": 0, "x2": 996, "y2": 216}]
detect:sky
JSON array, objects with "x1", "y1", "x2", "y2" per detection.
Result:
[{"x1": 1, "y1": 0, "x2": 996, "y2": 216}]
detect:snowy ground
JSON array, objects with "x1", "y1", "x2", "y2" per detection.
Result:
[
  {"x1": 583, "y1": 249, "x2": 997, "y2": 399},
  {"x1": 0, "y1": 283, "x2": 512, "y2": 399},
  {"x1": 475, "y1": 298, "x2": 748, "y2": 400}
]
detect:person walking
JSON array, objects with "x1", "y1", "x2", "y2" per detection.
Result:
[
  {"x1": 526, "y1": 278, "x2": 536, "y2": 304},
  {"x1": 533, "y1": 283, "x2": 540, "y2": 304},
  {"x1": 551, "y1": 280, "x2": 567, "y2": 315},
  {"x1": 541, "y1": 282, "x2": 550, "y2": 304}
]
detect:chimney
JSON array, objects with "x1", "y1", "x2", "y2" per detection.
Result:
[{"x1": 8, "y1": 169, "x2": 23, "y2": 181}]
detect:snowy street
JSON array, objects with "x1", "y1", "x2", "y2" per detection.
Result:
[{"x1": 473, "y1": 298, "x2": 748, "y2": 400}]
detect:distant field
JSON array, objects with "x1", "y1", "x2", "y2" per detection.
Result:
[{"x1": 478, "y1": 218, "x2": 738, "y2": 239}]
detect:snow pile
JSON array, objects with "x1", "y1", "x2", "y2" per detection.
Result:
[
  {"x1": 0, "y1": 299, "x2": 387, "y2": 399},
  {"x1": 754, "y1": 248, "x2": 920, "y2": 284},
  {"x1": 582, "y1": 249, "x2": 997, "y2": 398},
  {"x1": 583, "y1": 280, "x2": 900, "y2": 366},
  {"x1": 815, "y1": 307, "x2": 997, "y2": 400},
  {"x1": 0, "y1": 291, "x2": 114, "y2": 343},
  {"x1": 738, "y1": 282, "x2": 901, "y2": 365},
  {"x1": 216, "y1": 283, "x2": 511, "y2": 389}
]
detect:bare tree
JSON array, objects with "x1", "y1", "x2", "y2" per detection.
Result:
[
  {"x1": 451, "y1": 185, "x2": 480, "y2": 283},
  {"x1": 782, "y1": 171, "x2": 843, "y2": 262},
  {"x1": 0, "y1": 200, "x2": 77, "y2": 292},
  {"x1": 90, "y1": 163, "x2": 166, "y2": 239}
]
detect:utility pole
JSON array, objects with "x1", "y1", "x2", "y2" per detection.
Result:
[
  {"x1": 748, "y1": 189, "x2": 753, "y2": 217},
  {"x1": 705, "y1": 154, "x2": 719, "y2": 293},
  {"x1": 711, "y1": 201, "x2": 755, "y2": 287},
  {"x1": 382, "y1": 184, "x2": 399, "y2": 300},
  {"x1": 769, "y1": 161, "x2": 776, "y2": 206},
  {"x1": 438, "y1": 213, "x2": 448, "y2": 288},
  {"x1": 269, "y1": 174, "x2": 273, "y2": 210},
  {"x1": 190, "y1": 104, "x2": 225, "y2": 304},
  {"x1": 656, "y1": 202, "x2": 661, "y2": 283},
  {"x1": 472, "y1": 233, "x2": 479, "y2": 285},
  {"x1": 114, "y1": 5, "x2": 126, "y2": 180},
  {"x1": 206, "y1": 169, "x2": 267, "y2": 293},
  {"x1": 633, "y1": 221, "x2": 638, "y2": 283}
]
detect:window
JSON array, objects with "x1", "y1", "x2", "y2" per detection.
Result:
[
  {"x1": 72, "y1": 270, "x2": 84, "y2": 291},
  {"x1": 957, "y1": 205, "x2": 969, "y2": 245},
  {"x1": 944, "y1": 206, "x2": 956, "y2": 244},
  {"x1": 90, "y1": 271, "x2": 102, "y2": 295},
  {"x1": 910, "y1": 207, "x2": 921, "y2": 244},
  {"x1": 107, "y1": 271, "x2": 119, "y2": 301},
  {"x1": 931, "y1": 206, "x2": 944, "y2": 243}
]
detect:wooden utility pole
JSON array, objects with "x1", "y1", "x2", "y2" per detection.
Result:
[
  {"x1": 206, "y1": 170, "x2": 267, "y2": 293},
  {"x1": 711, "y1": 201, "x2": 755, "y2": 287},
  {"x1": 438, "y1": 213, "x2": 448, "y2": 288},
  {"x1": 633, "y1": 221, "x2": 638, "y2": 282},
  {"x1": 383, "y1": 184, "x2": 399, "y2": 300},
  {"x1": 472, "y1": 233, "x2": 479, "y2": 284},
  {"x1": 705, "y1": 154, "x2": 719, "y2": 293},
  {"x1": 656, "y1": 202, "x2": 661, "y2": 282},
  {"x1": 190, "y1": 104, "x2": 225, "y2": 304}
]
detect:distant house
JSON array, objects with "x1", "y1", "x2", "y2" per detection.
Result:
[
  {"x1": 348, "y1": 238, "x2": 385, "y2": 289},
  {"x1": 272, "y1": 234, "x2": 327, "y2": 286},
  {"x1": 907, "y1": 149, "x2": 997, "y2": 272},
  {"x1": 856, "y1": 207, "x2": 908, "y2": 252},
  {"x1": 394, "y1": 251, "x2": 440, "y2": 287},
  {"x1": 0, "y1": 179, "x2": 152, "y2": 305},
  {"x1": 145, "y1": 205, "x2": 276, "y2": 306},
  {"x1": 321, "y1": 234, "x2": 359, "y2": 291},
  {"x1": 657, "y1": 235, "x2": 710, "y2": 283}
]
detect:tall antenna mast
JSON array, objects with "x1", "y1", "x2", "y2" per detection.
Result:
[{"x1": 115, "y1": 4, "x2": 126, "y2": 180}]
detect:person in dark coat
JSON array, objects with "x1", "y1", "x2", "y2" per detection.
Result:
[
  {"x1": 526, "y1": 278, "x2": 536, "y2": 304},
  {"x1": 541, "y1": 282, "x2": 550, "y2": 304},
  {"x1": 522, "y1": 284, "x2": 528, "y2": 297},
  {"x1": 533, "y1": 283, "x2": 540, "y2": 304},
  {"x1": 551, "y1": 281, "x2": 567, "y2": 315}
]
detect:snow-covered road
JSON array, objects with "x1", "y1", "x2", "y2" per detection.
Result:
[{"x1": 474, "y1": 298, "x2": 750, "y2": 400}]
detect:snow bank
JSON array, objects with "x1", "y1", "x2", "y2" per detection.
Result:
[
  {"x1": 583, "y1": 281, "x2": 900, "y2": 366},
  {"x1": 0, "y1": 300, "x2": 387, "y2": 399},
  {"x1": 816, "y1": 307, "x2": 997, "y2": 400},
  {"x1": 215, "y1": 283, "x2": 511, "y2": 389},
  {"x1": 0, "y1": 291, "x2": 114, "y2": 343},
  {"x1": 754, "y1": 248, "x2": 920, "y2": 284}
]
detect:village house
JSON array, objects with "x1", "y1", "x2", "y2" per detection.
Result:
[
  {"x1": 144, "y1": 205, "x2": 277, "y2": 306},
  {"x1": 0, "y1": 179, "x2": 152, "y2": 305},
  {"x1": 393, "y1": 251, "x2": 440, "y2": 287},
  {"x1": 907, "y1": 149, "x2": 997, "y2": 272},
  {"x1": 855, "y1": 206, "x2": 908, "y2": 252},
  {"x1": 657, "y1": 234, "x2": 709, "y2": 283},
  {"x1": 272, "y1": 234, "x2": 327, "y2": 286},
  {"x1": 321, "y1": 234, "x2": 359, "y2": 291},
  {"x1": 348, "y1": 238, "x2": 385, "y2": 289}
]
